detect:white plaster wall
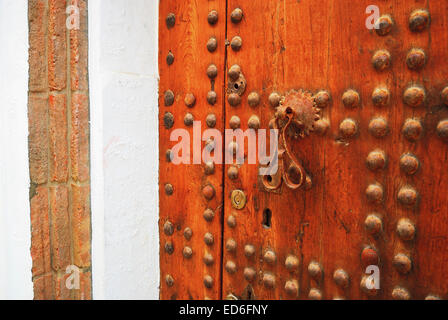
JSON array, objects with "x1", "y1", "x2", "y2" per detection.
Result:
[
  {"x1": 0, "y1": 0, "x2": 33, "y2": 299},
  {"x1": 89, "y1": 0, "x2": 160, "y2": 299}
]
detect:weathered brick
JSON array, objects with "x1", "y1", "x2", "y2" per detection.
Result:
[
  {"x1": 71, "y1": 93, "x2": 89, "y2": 182},
  {"x1": 71, "y1": 184, "x2": 91, "y2": 267},
  {"x1": 70, "y1": 0, "x2": 88, "y2": 91},
  {"x1": 33, "y1": 273, "x2": 54, "y2": 300},
  {"x1": 28, "y1": 95, "x2": 48, "y2": 184},
  {"x1": 30, "y1": 186, "x2": 51, "y2": 277},
  {"x1": 49, "y1": 94, "x2": 68, "y2": 182},
  {"x1": 48, "y1": 0, "x2": 67, "y2": 91},
  {"x1": 29, "y1": 0, "x2": 47, "y2": 92},
  {"x1": 74, "y1": 271, "x2": 92, "y2": 300},
  {"x1": 50, "y1": 185, "x2": 71, "y2": 271},
  {"x1": 54, "y1": 272, "x2": 73, "y2": 300}
]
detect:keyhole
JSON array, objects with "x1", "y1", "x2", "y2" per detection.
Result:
[{"x1": 262, "y1": 208, "x2": 272, "y2": 228}]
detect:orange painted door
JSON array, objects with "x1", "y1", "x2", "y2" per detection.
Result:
[{"x1": 160, "y1": 0, "x2": 448, "y2": 300}]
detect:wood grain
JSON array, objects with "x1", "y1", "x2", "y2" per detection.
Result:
[
  {"x1": 159, "y1": 0, "x2": 226, "y2": 300},
  {"x1": 160, "y1": 0, "x2": 448, "y2": 300}
]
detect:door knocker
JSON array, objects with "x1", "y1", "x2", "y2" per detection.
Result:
[{"x1": 262, "y1": 90, "x2": 321, "y2": 191}]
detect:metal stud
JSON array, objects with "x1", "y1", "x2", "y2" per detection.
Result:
[
  {"x1": 244, "y1": 244, "x2": 255, "y2": 258},
  {"x1": 333, "y1": 269, "x2": 350, "y2": 288},
  {"x1": 284, "y1": 280, "x2": 299, "y2": 296},
  {"x1": 164, "y1": 90, "x2": 174, "y2": 106},
  {"x1": 339, "y1": 118, "x2": 358, "y2": 138},
  {"x1": 228, "y1": 142, "x2": 239, "y2": 155},
  {"x1": 409, "y1": 9, "x2": 430, "y2": 32},
  {"x1": 308, "y1": 261, "x2": 322, "y2": 279},
  {"x1": 366, "y1": 149, "x2": 387, "y2": 171},
  {"x1": 227, "y1": 215, "x2": 236, "y2": 228},
  {"x1": 184, "y1": 93, "x2": 196, "y2": 108},
  {"x1": 437, "y1": 119, "x2": 448, "y2": 141},
  {"x1": 207, "y1": 10, "x2": 218, "y2": 25},
  {"x1": 230, "y1": 36, "x2": 242, "y2": 51},
  {"x1": 397, "y1": 186, "x2": 418, "y2": 208},
  {"x1": 166, "y1": 51, "x2": 174, "y2": 65},
  {"x1": 245, "y1": 92, "x2": 260, "y2": 108},
  {"x1": 226, "y1": 238, "x2": 237, "y2": 253},
  {"x1": 308, "y1": 288, "x2": 322, "y2": 300},
  {"x1": 231, "y1": 189, "x2": 246, "y2": 209},
  {"x1": 365, "y1": 183, "x2": 384, "y2": 204},
  {"x1": 375, "y1": 14, "x2": 393, "y2": 36},
  {"x1": 228, "y1": 64, "x2": 241, "y2": 81},
  {"x1": 285, "y1": 255, "x2": 299, "y2": 271},
  {"x1": 202, "y1": 184, "x2": 215, "y2": 200},
  {"x1": 406, "y1": 48, "x2": 426, "y2": 70},
  {"x1": 314, "y1": 119, "x2": 330, "y2": 136},
  {"x1": 205, "y1": 138, "x2": 216, "y2": 152},
  {"x1": 402, "y1": 118, "x2": 423, "y2": 141},
  {"x1": 164, "y1": 183, "x2": 174, "y2": 195},
  {"x1": 263, "y1": 273, "x2": 275, "y2": 288},
  {"x1": 163, "y1": 221, "x2": 174, "y2": 236},
  {"x1": 184, "y1": 227, "x2": 192, "y2": 240},
  {"x1": 372, "y1": 87, "x2": 390, "y2": 107},
  {"x1": 207, "y1": 37, "x2": 217, "y2": 53},
  {"x1": 342, "y1": 89, "x2": 360, "y2": 108},
  {"x1": 263, "y1": 250, "x2": 276, "y2": 264},
  {"x1": 360, "y1": 275, "x2": 378, "y2": 296},
  {"x1": 361, "y1": 247, "x2": 379, "y2": 266},
  {"x1": 403, "y1": 86, "x2": 425, "y2": 107},
  {"x1": 204, "y1": 275, "x2": 214, "y2": 288},
  {"x1": 228, "y1": 93, "x2": 241, "y2": 106},
  {"x1": 207, "y1": 64, "x2": 218, "y2": 79},
  {"x1": 207, "y1": 91, "x2": 217, "y2": 105},
  {"x1": 372, "y1": 49, "x2": 391, "y2": 71},
  {"x1": 204, "y1": 232, "x2": 214, "y2": 246},
  {"x1": 393, "y1": 253, "x2": 412, "y2": 274},
  {"x1": 225, "y1": 261, "x2": 237, "y2": 274},
  {"x1": 204, "y1": 161, "x2": 215, "y2": 175},
  {"x1": 231, "y1": 8, "x2": 243, "y2": 23},
  {"x1": 166, "y1": 13, "x2": 175, "y2": 28},
  {"x1": 397, "y1": 218, "x2": 416, "y2": 241},
  {"x1": 206, "y1": 114, "x2": 217, "y2": 128},
  {"x1": 165, "y1": 241, "x2": 174, "y2": 254},
  {"x1": 203, "y1": 252, "x2": 214, "y2": 266},
  {"x1": 400, "y1": 153, "x2": 419, "y2": 175},
  {"x1": 365, "y1": 214, "x2": 382, "y2": 235},
  {"x1": 244, "y1": 267, "x2": 256, "y2": 282},
  {"x1": 392, "y1": 286, "x2": 410, "y2": 300},
  {"x1": 269, "y1": 92, "x2": 281, "y2": 107},
  {"x1": 369, "y1": 117, "x2": 389, "y2": 138},
  {"x1": 166, "y1": 149, "x2": 173, "y2": 162},
  {"x1": 183, "y1": 246, "x2": 193, "y2": 259},
  {"x1": 441, "y1": 87, "x2": 448, "y2": 106},
  {"x1": 165, "y1": 274, "x2": 174, "y2": 287},
  {"x1": 163, "y1": 112, "x2": 174, "y2": 129},
  {"x1": 314, "y1": 90, "x2": 331, "y2": 108},
  {"x1": 184, "y1": 113, "x2": 194, "y2": 126},
  {"x1": 227, "y1": 166, "x2": 238, "y2": 180},
  {"x1": 248, "y1": 115, "x2": 260, "y2": 130},
  {"x1": 229, "y1": 115, "x2": 241, "y2": 129},
  {"x1": 203, "y1": 208, "x2": 215, "y2": 222}
]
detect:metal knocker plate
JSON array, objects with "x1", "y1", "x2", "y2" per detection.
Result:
[{"x1": 262, "y1": 90, "x2": 321, "y2": 192}]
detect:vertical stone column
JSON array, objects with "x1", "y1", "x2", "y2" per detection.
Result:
[{"x1": 28, "y1": 0, "x2": 91, "y2": 300}]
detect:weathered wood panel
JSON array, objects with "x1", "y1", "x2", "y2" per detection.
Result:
[
  {"x1": 159, "y1": 0, "x2": 226, "y2": 300},
  {"x1": 222, "y1": 0, "x2": 448, "y2": 300}
]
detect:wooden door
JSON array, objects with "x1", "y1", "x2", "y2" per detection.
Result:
[{"x1": 159, "y1": 0, "x2": 448, "y2": 300}]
